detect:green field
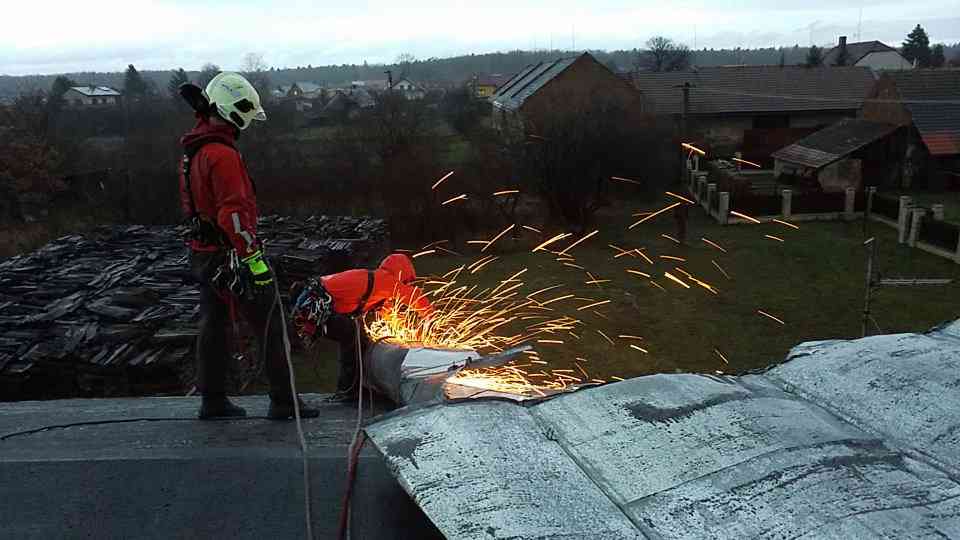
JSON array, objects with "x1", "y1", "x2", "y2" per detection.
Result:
[{"x1": 287, "y1": 199, "x2": 960, "y2": 392}]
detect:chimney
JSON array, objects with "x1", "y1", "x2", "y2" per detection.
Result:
[{"x1": 839, "y1": 36, "x2": 847, "y2": 49}]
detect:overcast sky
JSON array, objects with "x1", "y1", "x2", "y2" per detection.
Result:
[{"x1": 3, "y1": 0, "x2": 959, "y2": 75}]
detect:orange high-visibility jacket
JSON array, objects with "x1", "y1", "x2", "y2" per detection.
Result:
[{"x1": 321, "y1": 254, "x2": 433, "y2": 316}]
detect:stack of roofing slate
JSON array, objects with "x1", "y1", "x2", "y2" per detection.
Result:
[{"x1": 0, "y1": 216, "x2": 388, "y2": 401}]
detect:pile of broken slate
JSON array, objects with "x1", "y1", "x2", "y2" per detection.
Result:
[{"x1": 0, "y1": 215, "x2": 388, "y2": 401}]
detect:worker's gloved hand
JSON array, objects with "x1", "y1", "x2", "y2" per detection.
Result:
[{"x1": 242, "y1": 250, "x2": 274, "y2": 291}]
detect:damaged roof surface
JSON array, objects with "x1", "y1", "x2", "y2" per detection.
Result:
[
  {"x1": 366, "y1": 320, "x2": 960, "y2": 539},
  {"x1": 490, "y1": 56, "x2": 579, "y2": 112},
  {"x1": 886, "y1": 70, "x2": 960, "y2": 156},
  {"x1": 771, "y1": 118, "x2": 898, "y2": 169}
]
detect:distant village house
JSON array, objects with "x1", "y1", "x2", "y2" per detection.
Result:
[
  {"x1": 390, "y1": 78, "x2": 426, "y2": 100},
  {"x1": 64, "y1": 86, "x2": 121, "y2": 107},
  {"x1": 822, "y1": 36, "x2": 913, "y2": 71}
]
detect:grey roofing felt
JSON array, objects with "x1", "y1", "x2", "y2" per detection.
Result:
[
  {"x1": 771, "y1": 118, "x2": 898, "y2": 168},
  {"x1": 490, "y1": 56, "x2": 579, "y2": 111},
  {"x1": 68, "y1": 86, "x2": 121, "y2": 97},
  {"x1": 630, "y1": 65, "x2": 876, "y2": 115},
  {"x1": 366, "y1": 319, "x2": 960, "y2": 539},
  {"x1": 822, "y1": 40, "x2": 899, "y2": 65}
]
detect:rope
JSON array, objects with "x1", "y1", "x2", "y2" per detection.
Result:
[
  {"x1": 338, "y1": 316, "x2": 367, "y2": 540},
  {"x1": 269, "y1": 276, "x2": 314, "y2": 540}
]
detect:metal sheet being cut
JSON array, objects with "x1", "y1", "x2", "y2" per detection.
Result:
[{"x1": 365, "y1": 320, "x2": 960, "y2": 539}]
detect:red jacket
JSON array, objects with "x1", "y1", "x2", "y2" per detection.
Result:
[
  {"x1": 179, "y1": 118, "x2": 260, "y2": 258},
  {"x1": 321, "y1": 254, "x2": 433, "y2": 316}
]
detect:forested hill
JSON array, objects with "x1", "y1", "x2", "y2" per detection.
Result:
[{"x1": 2, "y1": 44, "x2": 958, "y2": 98}]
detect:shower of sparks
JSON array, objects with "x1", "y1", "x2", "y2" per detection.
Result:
[
  {"x1": 714, "y1": 348, "x2": 729, "y2": 364},
  {"x1": 701, "y1": 237, "x2": 728, "y2": 253},
  {"x1": 712, "y1": 260, "x2": 731, "y2": 280},
  {"x1": 432, "y1": 170, "x2": 455, "y2": 190},
  {"x1": 682, "y1": 142, "x2": 706, "y2": 156},
  {"x1": 661, "y1": 234, "x2": 680, "y2": 244},
  {"x1": 629, "y1": 202, "x2": 682, "y2": 229},
  {"x1": 611, "y1": 176, "x2": 643, "y2": 185},
  {"x1": 757, "y1": 310, "x2": 786, "y2": 326},
  {"x1": 627, "y1": 269, "x2": 651, "y2": 278},
  {"x1": 411, "y1": 249, "x2": 436, "y2": 259},
  {"x1": 664, "y1": 272, "x2": 692, "y2": 289},
  {"x1": 493, "y1": 189, "x2": 520, "y2": 196},
  {"x1": 764, "y1": 234, "x2": 785, "y2": 242},
  {"x1": 730, "y1": 210, "x2": 762, "y2": 224},
  {"x1": 441, "y1": 194, "x2": 468, "y2": 206},
  {"x1": 773, "y1": 219, "x2": 800, "y2": 230},
  {"x1": 482, "y1": 224, "x2": 516, "y2": 252},
  {"x1": 666, "y1": 191, "x2": 697, "y2": 205},
  {"x1": 732, "y1": 157, "x2": 762, "y2": 168},
  {"x1": 558, "y1": 230, "x2": 599, "y2": 256}
]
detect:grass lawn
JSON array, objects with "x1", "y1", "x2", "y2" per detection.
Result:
[{"x1": 285, "y1": 198, "x2": 960, "y2": 393}]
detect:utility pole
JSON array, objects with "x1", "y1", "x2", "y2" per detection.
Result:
[{"x1": 384, "y1": 69, "x2": 393, "y2": 89}]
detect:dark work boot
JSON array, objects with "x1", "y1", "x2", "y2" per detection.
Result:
[
  {"x1": 324, "y1": 389, "x2": 359, "y2": 404},
  {"x1": 268, "y1": 397, "x2": 321, "y2": 420},
  {"x1": 198, "y1": 395, "x2": 247, "y2": 420}
]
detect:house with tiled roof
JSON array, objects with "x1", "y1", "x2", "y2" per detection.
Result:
[
  {"x1": 862, "y1": 69, "x2": 960, "y2": 189},
  {"x1": 630, "y1": 65, "x2": 877, "y2": 165},
  {"x1": 823, "y1": 36, "x2": 912, "y2": 71},
  {"x1": 490, "y1": 52, "x2": 644, "y2": 132}
]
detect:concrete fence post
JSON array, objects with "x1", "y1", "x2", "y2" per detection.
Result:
[
  {"x1": 718, "y1": 192, "x2": 730, "y2": 225},
  {"x1": 908, "y1": 208, "x2": 924, "y2": 248},
  {"x1": 898, "y1": 196, "x2": 912, "y2": 244},
  {"x1": 844, "y1": 187, "x2": 856, "y2": 220},
  {"x1": 781, "y1": 189, "x2": 792, "y2": 219},
  {"x1": 955, "y1": 234, "x2": 960, "y2": 264},
  {"x1": 707, "y1": 183, "x2": 717, "y2": 213},
  {"x1": 866, "y1": 187, "x2": 876, "y2": 220},
  {"x1": 932, "y1": 204, "x2": 945, "y2": 221}
]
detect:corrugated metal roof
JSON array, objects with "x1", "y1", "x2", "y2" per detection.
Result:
[
  {"x1": 887, "y1": 69, "x2": 960, "y2": 156},
  {"x1": 490, "y1": 56, "x2": 579, "y2": 111},
  {"x1": 822, "y1": 40, "x2": 899, "y2": 65},
  {"x1": 367, "y1": 319, "x2": 960, "y2": 539},
  {"x1": 771, "y1": 118, "x2": 898, "y2": 168},
  {"x1": 69, "y1": 86, "x2": 121, "y2": 97},
  {"x1": 630, "y1": 66, "x2": 876, "y2": 115}
]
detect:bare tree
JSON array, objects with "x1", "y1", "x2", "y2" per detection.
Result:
[
  {"x1": 197, "y1": 63, "x2": 221, "y2": 89},
  {"x1": 638, "y1": 37, "x2": 692, "y2": 72},
  {"x1": 396, "y1": 53, "x2": 416, "y2": 79},
  {"x1": 240, "y1": 53, "x2": 272, "y2": 103}
]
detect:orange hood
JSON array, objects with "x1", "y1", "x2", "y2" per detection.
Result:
[{"x1": 379, "y1": 254, "x2": 416, "y2": 284}]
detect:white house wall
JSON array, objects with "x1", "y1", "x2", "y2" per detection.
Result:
[{"x1": 857, "y1": 51, "x2": 913, "y2": 71}]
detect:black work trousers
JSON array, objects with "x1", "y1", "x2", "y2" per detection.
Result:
[
  {"x1": 191, "y1": 251, "x2": 295, "y2": 403},
  {"x1": 322, "y1": 313, "x2": 362, "y2": 393}
]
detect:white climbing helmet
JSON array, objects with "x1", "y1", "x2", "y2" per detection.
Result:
[{"x1": 203, "y1": 72, "x2": 267, "y2": 130}]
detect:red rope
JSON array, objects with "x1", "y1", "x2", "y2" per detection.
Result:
[{"x1": 337, "y1": 430, "x2": 368, "y2": 540}]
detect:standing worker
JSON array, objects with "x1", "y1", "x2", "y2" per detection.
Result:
[
  {"x1": 178, "y1": 72, "x2": 319, "y2": 420},
  {"x1": 292, "y1": 254, "x2": 434, "y2": 402}
]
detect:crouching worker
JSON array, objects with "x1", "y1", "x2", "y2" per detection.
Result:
[
  {"x1": 291, "y1": 254, "x2": 434, "y2": 403},
  {"x1": 178, "y1": 72, "x2": 319, "y2": 420}
]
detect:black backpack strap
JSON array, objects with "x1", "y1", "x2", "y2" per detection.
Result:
[
  {"x1": 350, "y1": 270, "x2": 377, "y2": 318},
  {"x1": 182, "y1": 139, "x2": 236, "y2": 247}
]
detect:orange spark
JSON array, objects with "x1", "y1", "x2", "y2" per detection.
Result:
[
  {"x1": 636, "y1": 250, "x2": 654, "y2": 265},
  {"x1": 660, "y1": 255, "x2": 686, "y2": 262},
  {"x1": 432, "y1": 170, "x2": 455, "y2": 190},
  {"x1": 682, "y1": 142, "x2": 706, "y2": 156},
  {"x1": 773, "y1": 219, "x2": 800, "y2": 230},
  {"x1": 649, "y1": 280, "x2": 667, "y2": 292},
  {"x1": 629, "y1": 202, "x2": 682, "y2": 229},
  {"x1": 665, "y1": 191, "x2": 697, "y2": 205},
  {"x1": 532, "y1": 233, "x2": 572, "y2": 252},
  {"x1": 493, "y1": 189, "x2": 520, "y2": 196},
  {"x1": 412, "y1": 249, "x2": 436, "y2": 259},
  {"x1": 596, "y1": 330, "x2": 615, "y2": 346},
  {"x1": 732, "y1": 157, "x2": 762, "y2": 168},
  {"x1": 558, "y1": 230, "x2": 599, "y2": 256},
  {"x1": 537, "y1": 339, "x2": 565, "y2": 344},
  {"x1": 714, "y1": 348, "x2": 729, "y2": 364},
  {"x1": 764, "y1": 234, "x2": 784, "y2": 242},
  {"x1": 627, "y1": 269, "x2": 651, "y2": 278},
  {"x1": 661, "y1": 234, "x2": 680, "y2": 244},
  {"x1": 441, "y1": 194, "x2": 468, "y2": 206},
  {"x1": 482, "y1": 224, "x2": 515, "y2": 252},
  {"x1": 701, "y1": 237, "x2": 728, "y2": 253},
  {"x1": 563, "y1": 263, "x2": 586, "y2": 270},
  {"x1": 611, "y1": 376, "x2": 625, "y2": 382},
  {"x1": 630, "y1": 345, "x2": 649, "y2": 353},
  {"x1": 611, "y1": 176, "x2": 643, "y2": 185},
  {"x1": 730, "y1": 210, "x2": 762, "y2": 224},
  {"x1": 577, "y1": 300, "x2": 611, "y2": 311},
  {"x1": 712, "y1": 260, "x2": 731, "y2": 280},
  {"x1": 664, "y1": 272, "x2": 691, "y2": 289},
  {"x1": 522, "y1": 225, "x2": 542, "y2": 234},
  {"x1": 618, "y1": 335, "x2": 644, "y2": 340},
  {"x1": 757, "y1": 310, "x2": 786, "y2": 326}
]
